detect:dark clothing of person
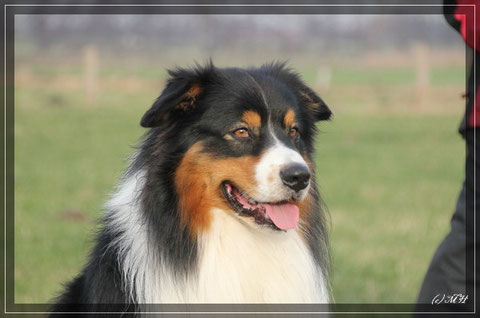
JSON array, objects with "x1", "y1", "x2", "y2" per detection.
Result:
[
  {"x1": 416, "y1": 1, "x2": 478, "y2": 311},
  {"x1": 416, "y1": 129, "x2": 477, "y2": 309}
]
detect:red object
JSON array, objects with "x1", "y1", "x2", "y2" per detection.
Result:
[
  {"x1": 453, "y1": 0, "x2": 479, "y2": 51},
  {"x1": 453, "y1": 1, "x2": 480, "y2": 127}
]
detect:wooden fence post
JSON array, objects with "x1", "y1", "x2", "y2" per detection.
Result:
[
  {"x1": 413, "y1": 42, "x2": 430, "y2": 109},
  {"x1": 83, "y1": 44, "x2": 99, "y2": 106}
]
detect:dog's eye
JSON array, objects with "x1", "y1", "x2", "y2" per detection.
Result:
[
  {"x1": 233, "y1": 128, "x2": 250, "y2": 138},
  {"x1": 288, "y1": 127, "x2": 298, "y2": 137}
]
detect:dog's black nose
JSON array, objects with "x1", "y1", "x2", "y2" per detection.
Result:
[{"x1": 280, "y1": 164, "x2": 311, "y2": 192}]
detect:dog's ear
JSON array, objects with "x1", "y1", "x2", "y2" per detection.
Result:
[
  {"x1": 299, "y1": 85, "x2": 332, "y2": 121},
  {"x1": 140, "y1": 70, "x2": 204, "y2": 128}
]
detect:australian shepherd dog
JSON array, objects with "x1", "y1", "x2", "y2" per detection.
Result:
[{"x1": 51, "y1": 62, "x2": 332, "y2": 314}]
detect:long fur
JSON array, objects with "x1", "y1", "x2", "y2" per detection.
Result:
[{"x1": 51, "y1": 62, "x2": 332, "y2": 315}]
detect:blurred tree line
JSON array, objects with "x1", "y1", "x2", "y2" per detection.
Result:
[{"x1": 15, "y1": 0, "x2": 462, "y2": 58}]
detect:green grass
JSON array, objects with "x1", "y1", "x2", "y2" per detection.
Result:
[
  {"x1": 316, "y1": 112, "x2": 463, "y2": 303},
  {"x1": 14, "y1": 88, "x2": 150, "y2": 303},
  {"x1": 14, "y1": 64, "x2": 465, "y2": 304}
]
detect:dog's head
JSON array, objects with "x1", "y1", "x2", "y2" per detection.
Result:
[{"x1": 140, "y1": 62, "x2": 331, "y2": 235}]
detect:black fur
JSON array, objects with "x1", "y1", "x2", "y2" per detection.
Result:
[{"x1": 50, "y1": 62, "x2": 331, "y2": 316}]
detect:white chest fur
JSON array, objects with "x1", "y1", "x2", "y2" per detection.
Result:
[
  {"x1": 107, "y1": 173, "x2": 328, "y2": 304},
  {"x1": 158, "y1": 208, "x2": 329, "y2": 303}
]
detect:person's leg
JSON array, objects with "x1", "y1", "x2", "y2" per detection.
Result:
[
  {"x1": 416, "y1": 185, "x2": 466, "y2": 304},
  {"x1": 416, "y1": 129, "x2": 477, "y2": 309}
]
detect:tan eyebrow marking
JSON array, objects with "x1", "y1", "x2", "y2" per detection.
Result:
[
  {"x1": 242, "y1": 110, "x2": 262, "y2": 128},
  {"x1": 284, "y1": 109, "x2": 295, "y2": 127}
]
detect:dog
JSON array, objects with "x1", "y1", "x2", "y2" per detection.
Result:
[{"x1": 51, "y1": 62, "x2": 332, "y2": 313}]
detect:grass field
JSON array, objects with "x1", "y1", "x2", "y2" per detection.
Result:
[{"x1": 14, "y1": 58, "x2": 465, "y2": 304}]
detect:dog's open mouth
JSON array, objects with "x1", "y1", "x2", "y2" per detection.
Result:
[{"x1": 221, "y1": 182, "x2": 299, "y2": 231}]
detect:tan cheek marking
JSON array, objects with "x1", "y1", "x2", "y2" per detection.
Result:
[
  {"x1": 175, "y1": 143, "x2": 212, "y2": 236},
  {"x1": 284, "y1": 109, "x2": 295, "y2": 128},
  {"x1": 295, "y1": 191, "x2": 315, "y2": 217},
  {"x1": 175, "y1": 142, "x2": 261, "y2": 236},
  {"x1": 295, "y1": 190, "x2": 317, "y2": 239},
  {"x1": 242, "y1": 110, "x2": 261, "y2": 129},
  {"x1": 295, "y1": 156, "x2": 315, "y2": 221}
]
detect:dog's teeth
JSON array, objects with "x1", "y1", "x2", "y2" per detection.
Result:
[{"x1": 248, "y1": 199, "x2": 256, "y2": 205}]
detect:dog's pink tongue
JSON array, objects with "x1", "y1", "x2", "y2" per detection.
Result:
[{"x1": 264, "y1": 203, "x2": 299, "y2": 230}]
